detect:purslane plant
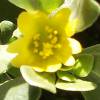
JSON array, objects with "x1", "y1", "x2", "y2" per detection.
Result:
[
  {"x1": 7, "y1": 8, "x2": 82, "y2": 72},
  {"x1": 0, "y1": 0, "x2": 100, "y2": 100}
]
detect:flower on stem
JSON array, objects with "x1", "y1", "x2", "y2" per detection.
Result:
[{"x1": 7, "y1": 8, "x2": 82, "y2": 72}]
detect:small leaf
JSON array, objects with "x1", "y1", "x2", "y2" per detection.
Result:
[
  {"x1": 92, "y1": 54, "x2": 100, "y2": 77},
  {"x1": 82, "y1": 44, "x2": 100, "y2": 55},
  {"x1": 81, "y1": 49, "x2": 100, "y2": 100},
  {"x1": 0, "y1": 77, "x2": 41, "y2": 100},
  {"x1": 57, "y1": 71, "x2": 76, "y2": 82},
  {"x1": 60, "y1": 0, "x2": 100, "y2": 32},
  {"x1": 82, "y1": 72, "x2": 100, "y2": 100},
  {"x1": 20, "y1": 65, "x2": 56, "y2": 93},
  {"x1": 7, "y1": 65, "x2": 21, "y2": 78},
  {"x1": 0, "y1": 74, "x2": 10, "y2": 84},
  {"x1": 0, "y1": 45, "x2": 16, "y2": 75},
  {"x1": 39, "y1": 0, "x2": 63, "y2": 13},
  {"x1": 72, "y1": 54, "x2": 94, "y2": 77},
  {"x1": 8, "y1": 0, "x2": 35, "y2": 12},
  {"x1": 56, "y1": 79, "x2": 96, "y2": 91},
  {"x1": 8, "y1": 0, "x2": 63, "y2": 13}
]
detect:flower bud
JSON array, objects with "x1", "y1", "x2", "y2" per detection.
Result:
[{"x1": 0, "y1": 20, "x2": 15, "y2": 44}]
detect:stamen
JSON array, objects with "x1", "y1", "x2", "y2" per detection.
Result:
[
  {"x1": 54, "y1": 44, "x2": 61, "y2": 48},
  {"x1": 33, "y1": 41, "x2": 39, "y2": 47},
  {"x1": 33, "y1": 48, "x2": 38, "y2": 53},
  {"x1": 45, "y1": 26, "x2": 53, "y2": 33},
  {"x1": 48, "y1": 34, "x2": 53, "y2": 39},
  {"x1": 33, "y1": 34, "x2": 40, "y2": 40},
  {"x1": 51, "y1": 37, "x2": 58, "y2": 44},
  {"x1": 39, "y1": 51, "x2": 44, "y2": 56},
  {"x1": 53, "y1": 30, "x2": 58, "y2": 35}
]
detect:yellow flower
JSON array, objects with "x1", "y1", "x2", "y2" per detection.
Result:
[{"x1": 7, "y1": 8, "x2": 82, "y2": 72}]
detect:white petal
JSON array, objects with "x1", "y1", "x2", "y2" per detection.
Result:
[
  {"x1": 68, "y1": 38, "x2": 82, "y2": 54},
  {"x1": 64, "y1": 56, "x2": 75, "y2": 66}
]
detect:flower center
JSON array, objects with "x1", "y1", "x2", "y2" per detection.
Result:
[{"x1": 32, "y1": 25, "x2": 61, "y2": 59}]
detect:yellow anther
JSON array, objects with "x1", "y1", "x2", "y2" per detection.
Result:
[
  {"x1": 51, "y1": 37, "x2": 58, "y2": 44},
  {"x1": 33, "y1": 41, "x2": 39, "y2": 47},
  {"x1": 45, "y1": 25, "x2": 53, "y2": 33},
  {"x1": 54, "y1": 44, "x2": 61, "y2": 48},
  {"x1": 42, "y1": 49, "x2": 54, "y2": 59},
  {"x1": 39, "y1": 51, "x2": 44, "y2": 56},
  {"x1": 39, "y1": 42, "x2": 54, "y2": 59},
  {"x1": 53, "y1": 30, "x2": 58, "y2": 35},
  {"x1": 48, "y1": 34, "x2": 53, "y2": 39},
  {"x1": 43, "y1": 42, "x2": 53, "y2": 49},
  {"x1": 33, "y1": 48, "x2": 38, "y2": 53},
  {"x1": 33, "y1": 33, "x2": 40, "y2": 40}
]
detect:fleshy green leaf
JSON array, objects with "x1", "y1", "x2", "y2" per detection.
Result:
[
  {"x1": 57, "y1": 71, "x2": 76, "y2": 82},
  {"x1": 72, "y1": 54, "x2": 94, "y2": 77},
  {"x1": 56, "y1": 79, "x2": 96, "y2": 91},
  {"x1": 82, "y1": 44, "x2": 100, "y2": 55},
  {"x1": 0, "y1": 74, "x2": 11, "y2": 84},
  {"x1": 60, "y1": 0, "x2": 100, "y2": 32},
  {"x1": 0, "y1": 77, "x2": 41, "y2": 100},
  {"x1": 8, "y1": 0, "x2": 35, "y2": 12},
  {"x1": 82, "y1": 72, "x2": 100, "y2": 100},
  {"x1": 0, "y1": 45, "x2": 16, "y2": 75},
  {"x1": 20, "y1": 65, "x2": 56, "y2": 93},
  {"x1": 0, "y1": 20, "x2": 15, "y2": 44},
  {"x1": 81, "y1": 54, "x2": 100, "y2": 100},
  {"x1": 92, "y1": 54, "x2": 100, "y2": 77},
  {"x1": 39, "y1": 0, "x2": 63, "y2": 13},
  {"x1": 60, "y1": 64, "x2": 74, "y2": 71},
  {"x1": 8, "y1": 0, "x2": 63, "y2": 13}
]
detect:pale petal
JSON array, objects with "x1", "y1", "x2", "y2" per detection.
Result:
[
  {"x1": 68, "y1": 38, "x2": 82, "y2": 54},
  {"x1": 46, "y1": 64, "x2": 62, "y2": 72},
  {"x1": 12, "y1": 28, "x2": 22, "y2": 38},
  {"x1": 64, "y1": 56, "x2": 75, "y2": 66}
]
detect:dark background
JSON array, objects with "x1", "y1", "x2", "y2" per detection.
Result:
[{"x1": 0, "y1": 0, "x2": 100, "y2": 100}]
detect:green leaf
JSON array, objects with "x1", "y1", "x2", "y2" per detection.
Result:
[
  {"x1": 20, "y1": 65, "x2": 56, "y2": 93},
  {"x1": 61, "y1": 0, "x2": 100, "y2": 32},
  {"x1": 0, "y1": 20, "x2": 15, "y2": 44},
  {"x1": 8, "y1": 0, "x2": 63, "y2": 13},
  {"x1": 82, "y1": 72, "x2": 100, "y2": 100},
  {"x1": 0, "y1": 77, "x2": 41, "y2": 100},
  {"x1": 57, "y1": 71, "x2": 76, "y2": 82},
  {"x1": 92, "y1": 54, "x2": 100, "y2": 77},
  {"x1": 81, "y1": 54, "x2": 100, "y2": 100},
  {"x1": 60, "y1": 64, "x2": 74, "y2": 71},
  {"x1": 0, "y1": 45, "x2": 16, "y2": 75},
  {"x1": 56, "y1": 79, "x2": 96, "y2": 91},
  {"x1": 8, "y1": 0, "x2": 35, "y2": 12},
  {"x1": 7, "y1": 66, "x2": 21, "y2": 78},
  {"x1": 72, "y1": 54, "x2": 94, "y2": 77},
  {"x1": 82, "y1": 44, "x2": 100, "y2": 55},
  {"x1": 0, "y1": 74, "x2": 11, "y2": 84},
  {"x1": 39, "y1": 0, "x2": 63, "y2": 13}
]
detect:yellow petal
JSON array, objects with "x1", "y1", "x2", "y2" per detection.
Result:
[
  {"x1": 68, "y1": 38, "x2": 82, "y2": 54},
  {"x1": 33, "y1": 64, "x2": 62, "y2": 72},
  {"x1": 7, "y1": 37, "x2": 31, "y2": 53},
  {"x1": 18, "y1": 11, "x2": 47, "y2": 37},
  {"x1": 64, "y1": 56, "x2": 75, "y2": 66},
  {"x1": 51, "y1": 8, "x2": 71, "y2": 28},
  {"x1": 32, "y1": 67, "x2": 45, "y2": 72},
  {"x1": 66, "y1": 19, "x2": 78, "y2": 37}
]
